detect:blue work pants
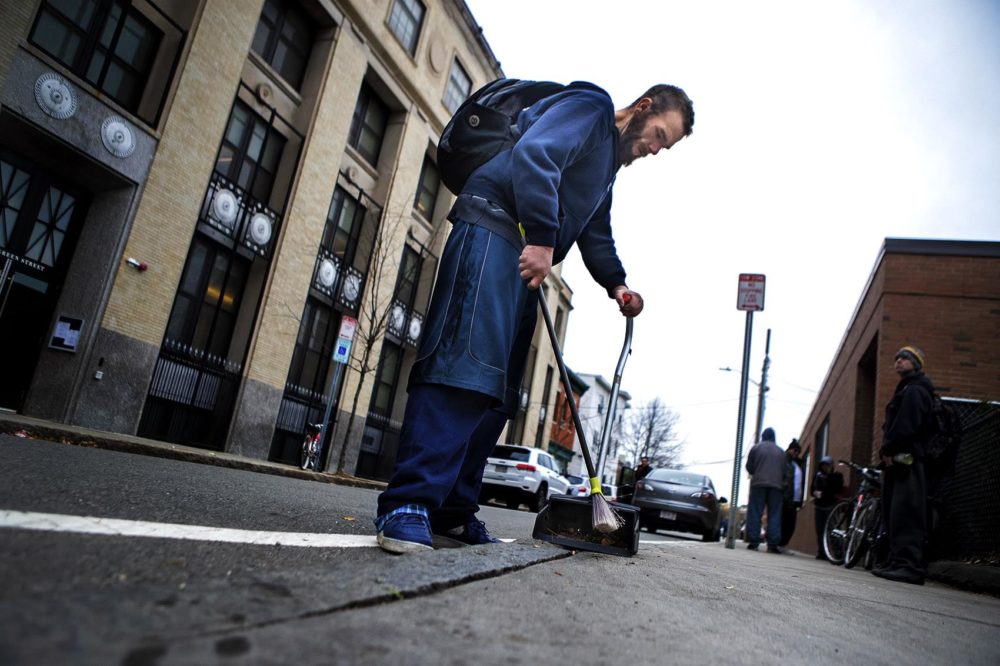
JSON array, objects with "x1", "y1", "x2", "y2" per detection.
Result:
[{"x1": 746, "y1": 486, "x2": 783, "y2": 548}]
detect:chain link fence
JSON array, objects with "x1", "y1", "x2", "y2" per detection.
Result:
[{"x1": 930, "y1": 399, "x2": 1000, "y2": 563}]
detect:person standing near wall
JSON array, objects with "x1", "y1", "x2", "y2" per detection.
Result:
[
  {"x1": 811, "y1": 455, "x2": 843, "y2": 559},
  {"x1": 874, "y1": 346, "x2": 935, "y2": 584},
  {"x1": 745, "y1": 427, "x2": 786, "y2": 553},
  {"x1": 779, "y1": 439, "x2": 804, "y2": 547}
]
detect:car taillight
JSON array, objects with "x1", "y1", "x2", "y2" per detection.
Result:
[
  {"x1": 516, "y1": 463, "x2": 536, "y2": 472},
  {"x1": 690, "y1": 491, "x2": 715, "y2": 499}
]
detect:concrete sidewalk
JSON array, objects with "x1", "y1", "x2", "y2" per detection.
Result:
[
  {"x1": 2, "y1": 410, "x2": 998, "y2": 598},
  {"x1": 0, "y1": 412, "x2": 385, "y2": 492}
]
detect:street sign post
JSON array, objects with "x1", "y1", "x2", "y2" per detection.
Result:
[
  {"x1": 317, "y1": 316, "x2": 358, "y2": 471},
  {"x1": 726, "y1": 274, "x2": 766, "y2": 549}
]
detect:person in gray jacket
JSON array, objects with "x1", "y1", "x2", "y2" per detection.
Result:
[{"x1": 745, "y1": 427, "x2": 786, "y2": 552}]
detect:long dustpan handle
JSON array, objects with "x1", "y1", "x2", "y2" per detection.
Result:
[
  {"x1": 536, "y1": 290, "x2": 601, "y2": 487},
  {"x1": 595, "y1": 315, "x2": 633, "y2": 474}
]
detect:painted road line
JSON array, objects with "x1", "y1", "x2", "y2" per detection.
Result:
[{"x1": 0, "y1": 510, "x2": 516, "y2": 547}]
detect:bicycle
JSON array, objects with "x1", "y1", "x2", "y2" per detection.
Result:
[
  {"x1": 301, "y1": 423, "x2": 322, "y2": 471},
  {"x1": 823, "y1": 460, "x2": 884, "y2": 568}
]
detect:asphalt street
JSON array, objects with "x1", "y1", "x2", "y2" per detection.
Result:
[{"x1": 2, "y1": 435, "x2": 999, "y2": 665}]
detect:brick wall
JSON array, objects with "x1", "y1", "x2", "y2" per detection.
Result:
[{"x1": 790, "y1": 240, "x2": 1000, "y2": 555}]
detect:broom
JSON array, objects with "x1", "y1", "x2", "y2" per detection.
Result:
[{"x1": 536, "y1": 290, "x2": 624, "y2": 533}]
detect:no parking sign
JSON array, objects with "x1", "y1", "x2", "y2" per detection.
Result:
[{"x1": 737, "y1": 274, "x2": 766, "y2": 311}]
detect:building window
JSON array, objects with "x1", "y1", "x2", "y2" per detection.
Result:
[
  {"x1": 324, "y1": 186, "x2": 364, "y2": 264},
  {"x1": 387, "y1": 0, "x2": 424, "y2": 55},
  {"x1": 535, "y1": 366, "x2": 554, "y2": 448},
  {"x1": 164, "y1": 237, "x2": 248, "y2": 358},
  {"x1": 348, "y1": 84, "x2": 389, "y2": 167},
  {"x1": 816, "y1": 416, "x2": 830, "y2": 461},
  {"x1": 386, "y1": 246, "x2": 425, "y2": 347},
  {"x1": 371, "y1": 342, "x2": 403, "y2": 416},
  {"x1": 443, "y1": 59, "x2": 471, "y2": 113},
  {"x1": 214, "y1": 101, "x2": 287, "y2": 205},
  {"x1": 413, "y1": 156, "x2": 440, "y2": 220},
  {"x1": 30, "y1": 0, "x2": 163, "y2": 115},
  {"x1": 251, "y1": 0, "x2": 315, "y2": 91}
]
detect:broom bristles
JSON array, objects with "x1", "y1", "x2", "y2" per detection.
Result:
[{"x1": 591, "y1": 493, "x2": 625, "y2": 533}]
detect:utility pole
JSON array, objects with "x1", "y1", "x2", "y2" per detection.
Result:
[{"x1": 752, "y1": 329, "x2": 771, "y2": 446}]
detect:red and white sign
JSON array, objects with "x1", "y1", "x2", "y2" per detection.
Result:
[
  {"x1": 337, "y1": 316, "x2": 358, "y2": 341},
  {"x1": 333, "y1": 316, "x2": 358, "y2": 364},
  {"x1": 737, "y1": 274, "x2": 766, "y2": 311}
]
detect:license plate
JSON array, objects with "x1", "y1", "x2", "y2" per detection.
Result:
[
  {"x1": 660, "y1": 511, "x2": 677, "y2": 520},
  {"x1": 495, "y1": 464, "x2": 510, "y2": 473}
]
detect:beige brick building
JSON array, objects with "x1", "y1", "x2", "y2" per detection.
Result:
[{"x1": 0, "y1": 0, "x2": 577, "y2": 479}]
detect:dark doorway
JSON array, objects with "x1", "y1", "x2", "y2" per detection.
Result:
[{"x1": 0, "y1": 152, "x2": 87, "y2": 410}]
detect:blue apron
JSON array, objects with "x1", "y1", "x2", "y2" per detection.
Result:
[{"x1": 408, "y1": 198, "x2": 537, "y2": 416}]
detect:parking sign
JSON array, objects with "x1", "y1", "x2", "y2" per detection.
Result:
[{"x1": 737, "y1": 274, "x2": 765, "y2": 311}]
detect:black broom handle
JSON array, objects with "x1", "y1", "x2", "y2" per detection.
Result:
[{"x1": 536, "y1": 290, "x2": 599, "y2": 481}]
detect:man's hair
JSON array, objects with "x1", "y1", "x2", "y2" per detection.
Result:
[{"x1": 631, "y1": 84, "x2": 695, "y2": 137}]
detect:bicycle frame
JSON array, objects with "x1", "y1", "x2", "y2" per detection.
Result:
[{"x1": 824, "y1": 460, "x2": 883, "y2": 566}]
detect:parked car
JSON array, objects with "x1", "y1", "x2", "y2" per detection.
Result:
[
  {"x1": 565, "y1": 474, "x2": 590, "y2": 497},
  {"x1": 631, "y1": 468, "x2": 725, "y2": 542},
  {"x1": 602, "y1": 483, "x2": 634, "y2": 504},
  {"x1": 480, "y1": 445, "x2": 572, "y2": 512},
  {"x1": 601, "y1": 484, "x2": 622, "y2": 502}
]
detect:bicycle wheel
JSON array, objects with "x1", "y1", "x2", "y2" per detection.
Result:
[
  {"x1": 845, "y1": 498, "x2": 878, "y2": 569},
  {"x1": 823, "y1": 501, "x2": 851, "y2": 565},
  {"x1": 863, "y1": 499, "x2": 886, "y2": 570}
]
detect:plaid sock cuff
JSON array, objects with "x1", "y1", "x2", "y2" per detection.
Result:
[{"x1": 374, "y1": 504, "x2": 429, "y2": 531}]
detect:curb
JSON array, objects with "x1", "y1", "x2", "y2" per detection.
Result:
[
  {"x1": 929, "y1": 560, "x2": 1000, "y2": 597},
  {"x1": 0, "y1": 413, "x2": 386, "y2": 492}
]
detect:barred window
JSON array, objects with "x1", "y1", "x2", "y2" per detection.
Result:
[
  {"x1": 443, "y1": 59, "x2": 471, "y2": 114},
  {"x1": 387, "y1": 0, "x2": 425, "y2": 55}
]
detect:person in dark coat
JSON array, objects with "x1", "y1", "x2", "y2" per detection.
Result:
[
  {"x1": 811, "y1": 456, "x2": 844, "y2": 559},
  {"x1": 373, "y1": 82, "x2": 695, "y2": 553},
  {"x1": 779, "y1": 440, "x2": 804, "y2": 547},
  {"x1": 745, "y1": 427, "x2": 786, "y2": 553},
  {"x1": 873, "y1": 345, "x2": 935, "y2": 584},
  {"x1": 635, "y1": 457, "x2": 652, "y2": 480}
]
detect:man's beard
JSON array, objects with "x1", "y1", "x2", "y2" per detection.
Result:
[{"x1": 618, "y1": 111, "x2": 649, "y2": 166}]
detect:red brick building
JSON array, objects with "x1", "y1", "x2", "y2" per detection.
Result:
[{"x1": 790, "y1": 238, "x2": 1000, "y2": 555}]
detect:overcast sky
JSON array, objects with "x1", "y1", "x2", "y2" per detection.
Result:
[{"x1": 462, "y1": 0, "x2": 1000, "y2": 501}]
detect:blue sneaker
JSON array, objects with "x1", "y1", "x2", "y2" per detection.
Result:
[
  {"x1": 432, "y1": 518, "x2": 501, "y2": 547},
  {"x1": 376, "y1": 512, "x2": 433, "y2": 554}
]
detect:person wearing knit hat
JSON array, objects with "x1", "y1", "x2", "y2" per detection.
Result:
[
  {"x1": 875, "y1": 343, "x2": 936, "y2": 584},
  {"x1": 895, "y1": 346, "x2": 925, "y2": 372}
]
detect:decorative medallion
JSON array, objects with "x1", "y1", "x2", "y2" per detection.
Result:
[
  {"x1": 101, "y1": 116, "x2": 136, "y2": 158},
  {"x1": 249, "y1": 212, "x2": 273, "y2": 245},
  {"x1": 342, "y1": 273, "x2": 361, "y2": 301},
  {"x1": 211, "y1": 188, "x2": 238, "y2": 227},
  {"x1": 34, "y1": 73, "x2": 77, "y2": 119},
  {"x1": 407, "y1": 313, "x2": 423, "y2": 342},
  {"x1": 317, "y1": 258, "x2": 337, "y2": 287},
  {"x1": 390, "y1": 303, "x2": 406, "y2": 333}
]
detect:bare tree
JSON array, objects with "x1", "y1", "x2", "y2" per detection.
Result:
[
  {"x1": 619, "y1": 397, "x2": 684, "y2": 469},
  {"x1": 331, "y1": 209, "x2": 403, "y2": 473},
  {"x1": 332, "y1": 209, "x2": 444, "y2": 473}
]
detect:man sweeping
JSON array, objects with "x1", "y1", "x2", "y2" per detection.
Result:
[{"x1": 374, "y1": 80, "x2": 695, "y2": 553}]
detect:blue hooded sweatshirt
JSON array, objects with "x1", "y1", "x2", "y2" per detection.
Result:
[{"x1": 461, "y1": 83, "x2": 626, "y2": 294}]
